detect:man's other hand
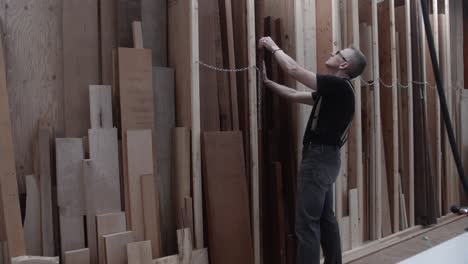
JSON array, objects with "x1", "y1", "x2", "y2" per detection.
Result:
[{"x1": 258, "y1": 36, "x2": 280, "y2": 52}]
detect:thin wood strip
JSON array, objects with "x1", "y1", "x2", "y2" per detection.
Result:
[{"x1": 132, "y1": 21, "x2": 144, "y2": 49}]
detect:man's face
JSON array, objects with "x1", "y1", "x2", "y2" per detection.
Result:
[{"x1": 325, "y1": 48, "x2": 352, "y2": 71}]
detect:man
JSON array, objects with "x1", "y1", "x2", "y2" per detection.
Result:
[{"x1": 258, "y1": 36, "x2": 367, "y2": 264}]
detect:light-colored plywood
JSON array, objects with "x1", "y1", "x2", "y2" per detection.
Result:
[
  {"x1": 96, "y1": 213, "x2": 127, "y2": 264},
  {"x1": 103, "y1": 231, "x2": 135, "y2": 264},
  {"x1": 56, "y1": 138, "x2": 85, "y2": 255},
  {"x1": 6, "y1": 0, "x2": 64, "y2": 192},
  {"x1": 173, "y1": 127, "x2": 191, "y2": 229},
  {"x1": 117, "y1": 47, "x2": 156, "y2": 227},
  {"x1": 24, "y1": 175, "x2": 42, "y2": 256},
  {"x1": 65, "y1": 248, "x2": 90, "y2": 264},
  {"x1": 11, "y1": 256, "x2": 59, "y2": 264},
  {"x1": 127, "y1": 129, "x2": 154, "y2": 241},
  {"x1": 141, "y1": 174, "x2": 163, "y2": 258},
  {"x1": 63, "y1": 0, "x2": 99, "y2": 137},
  {"x1": 141, "y1": 0, "x2": 167, "y2": 65},
  {"x1": 153, "y1": 66, "x2": 176, "y2": 254},
  {"x1": 100, "y1": 0, "x2": 117, "y2": 85},
  {"x1": 89, "y1": 85, "x2": 113, "y2": 129},
  {"x1": 127, "y1": 241, "x2": 152, "y2": 264},
  {"x1": 37, "y1": 124, "x2": 55, "y2": 256},
  {"x1": 132, "y1": 21, "x2": 144, "y2": 49}
]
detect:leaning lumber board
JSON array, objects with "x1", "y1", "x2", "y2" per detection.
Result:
[
  {"x1": 65, "y1": 248, "x2": 90, "y2": 264},
  {"x1": 82, "y1": 160, "x2": 99, "y2": 264},
  {"x1": 0, "y1": 18, "x2": 25, "y2": 257},
  {"x1": 96, "y1": 213, "x2": 127, "y2": 264},
  {"x1": 141, "y1": 0, "x2": 167, "y2": 65},
  {"x1": 117, "y1": 0, "x2": 141, "y2": 48},
  {"x1": 55, "y1": 138, "x2": 85, "y2": 255},
  {"x1": 141, "y1": 174, "x2": 163, "y2": 258},
  {"x1": 126, "y1": 129, "x2": 154, "y2": 241},
  {"x1": 103, "y1": 231, "x2": 135, "y2": 264},
  {"x1": 63, "y1": 0, "x2": 99, "y2": 137},
  {"x1": 11, "y1": 256, "x2": 59, "y2": 264},
  {"x1": 173, "y1": 127, "x2": 191, "y2": 229},
  {"x1": 176, "y1": 229, "x2": 191, "y2": 264},
  {"x1": 100, "y1": 0, "x2": 117, "y2": 85},
  {"x1": 340, "y1": 216, "x2": 351, "y2": 251},
  {"x1": 202, "y1": 131, "x2": 254, "y2": 264},
  {"x1": 24, "y1": 175, "x2": 42, "y2": 256},
  {"x1": 349, "y1": 189, "x2": 359, "y2": 249},
  {"x1": 89, "y1": 85, "x2": 113, "y2": 129},
  {"x1": 127, "y1": 241, "x2": 152, "y2": 264},
  {"x1": 117, "y1": 47, "x2": 156, "y2": 225},
  {"x1": 37, "y1": 123, "x2": 55, "y2": 256},
  {"x1": 168, "y1": 0, "x2": 192, "y2": 127},
  {"x1": 153, "y1": 67, "x2": 176, "y2": 254}
]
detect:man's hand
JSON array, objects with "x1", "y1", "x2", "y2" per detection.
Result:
[{"x1": 258, "y1": 37, "x2": 280, "y2": 53}]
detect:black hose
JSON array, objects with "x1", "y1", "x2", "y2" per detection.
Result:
[{"x1": 420, "y1": 0, "x2": 468, "y2": 195}]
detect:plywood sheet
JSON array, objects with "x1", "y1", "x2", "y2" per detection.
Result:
[
  {"x1": 173, "y1": 127, "x2": 191, "y2": 229},
  {"x1": 55, "y1": 138, "x2": 85, "y2": 255},
  {"x1": 168, "y1": 0, "x2": 191, "y2": 127},
  {"x1": 96, "y1": 212, "x2": 127, "y2": 264},
  {"x1": 5, "y1": 0, "x2": 64, "y2": 192},
  {"x1": 141, "y1": 174, "x2": 163, "y2": 258},
  {"x1": 37, "y1": 124, "x2": 55, "y2": 257},
  {"x1": 141, "y1": 0, "x2": 167, "y2": 65},
  {"x1": 103, "y1": 231, "x2": 135, "y2": 264},
  {"x1": 89, "y1": 85, "x2": 113, "y2": 129},
  {"x1": 65, "y1": 248, "x2": 90, "y2": 264},
  {"x1": 126, "y1": 129, "x2": 154, "y2": 241},
  {"x1": 24, "y1": 175, "x2": 42, "y2": 256},
  {"x1": 153, "y1": 67, "x2": 176, "y2": 254},
  {"x1": 63, "y1": 0, "x2": 99, "y2": 137},
  {"x1": 202, "y1": 131, "x2": 254, "y2": 264},
  {"x1": 127, "y1": 241, "x2": 152, "y2": 264}
]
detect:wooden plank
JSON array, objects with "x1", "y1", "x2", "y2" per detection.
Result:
[
  {"x1": 117, "y1": 47, "x2": 156, "y2": 226},
  {"x1": 202, "y1": 131, "x2": 254, "y2": 264},
  {"x1": 96, "y1": 213, "x2": 127, "y2": 264},
  {"x1": 65, "y1": 248, "x2": 90, "y2": 264},
  {"x1": 153, "y1": 67, "x2": 176, "y2": 254},
  {"x1": 272, "y1": 162, "x2": 287, "y2": 264},
  {"x1": 132, "y1": 21, "x2": 144, "y2": 49},
  {"x1": 127, "y1": 241, "x2": 152, "y2": 264},
  {"x1": 168, "y1": 0, "x2": 192, "y2": 127},
  {"x1": 141, "y1": 0, "x2": 167, "y2": 66},
  {"x1": 5, "y1": 0, "x2": 64, "y2": 192},
  {"x1": 141, "y1": 174, "x2": 163, "y2": 258},
  {"x1": 89, "y1": 85, "x2": 113, "y2": 129},
  {"x1": 316, "y1": 0, "x2": 333, "y2": 74},
  {"x1": 183, "y1": 197, "x2": 195, "y2": 248},
  {"x1": 381, "y1": 128, "x2": 393, "y2": 237},
  {"x1": 176, "y1": 229, "x2": 191, "y2": 264},
  {"x1": 152, "y1": 248, "x2": 208, "y2": 264},
  {"x1": 100, "y1": 0, "x2": 117, "y2": 85},
  {"x1": 117, "y1": 0, "x2": 141, "y2": 48},
  {"x1": 12, "y1": 256, "x2": 59, "y2": 264},
  {"x1": 63, "y1": 0, "x2": 99, "y2": 137},
  {"x1": 82, "y1": 160, "x2": 99, "y2": 264},
  {"x1": 24, "y1": 175, "x2": 42, "y2": 256},
  {"x1": 341, "y1": 216, "x2": 351, "y2": 251},
  {"x1": 56, "y1": 138, "x2": 85, "y2": 255},
  {"x1": 198, "y1": 0, "x2": 221, "y2": 131},
  {"x1": 173, "y1": 127, "x2": 191, "y2": 229},
  {"x1": 103, "y1": 231, "x2": 135, "y2": 264},
  {"x1": 126, "y1": 129, "x2": 154, "y2": 241},
  {"x1": 350, "y1": 189, "x2": 359, "y2": 249},
  {"x1": 37, "y1": 124, "x2": 55, "y2": 256}
]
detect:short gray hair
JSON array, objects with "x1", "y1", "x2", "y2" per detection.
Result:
[{"x1": 347, "y1": 45, "x2": 367, "y2": 79}]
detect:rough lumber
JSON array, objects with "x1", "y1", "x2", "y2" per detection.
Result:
[
  {"x1": 63, "y1": 0, "x2": 99, "y2": 137},
  {"x1": 65, "y1": 248, "x2": 90, "y2": 264},
  {"x1": 153, "y1": 67, "x2": 176, "y2": 254},
  {"x1": 127, "y1": 241, "x2": 152, "y2": 264},
  {"x1": 202, "y1": 131, "x2": 254, "y2": 264},
  {"x1": 141, "y1": 174, "x2": 163, "y2": 258},
  {"x1": 141, "y1": 0, "x2": 167, "y2": 65},
  {"x1": 96, "y1": 213, "x2": 127, "y2": 264},
  {"x1": 37, "y1": 124, "x2": 55, "y2": 256},
  {"x1": 89, "y1": 85, "x2": 113, "y2": 129},
  {"x1": 103, "y1": 231, "x2": 136, "y2": 264},
  {"x1": 24, "y1": 175, "x2": 42, "y2": 256}
]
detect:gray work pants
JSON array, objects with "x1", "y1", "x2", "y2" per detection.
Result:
[{"x1": 296, "y1": 144, "x2": 342, "y2": 264}]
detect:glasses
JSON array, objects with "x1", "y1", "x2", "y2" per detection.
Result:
[{"x1": 330, "y1": 50, "x2": 348, "y2": 62}]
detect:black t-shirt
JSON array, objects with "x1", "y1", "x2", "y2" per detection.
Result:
[{"x1": 303, "y1": 74, "x2": 355, "y2": 147}]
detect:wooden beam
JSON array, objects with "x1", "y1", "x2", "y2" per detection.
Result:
[{"x1": 24, "y1": 175, "x2": 41, "y2": 256}]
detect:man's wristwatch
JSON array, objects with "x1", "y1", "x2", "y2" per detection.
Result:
[{"x1": 272, "y1": 48, "x2": 282, "y2": 55}]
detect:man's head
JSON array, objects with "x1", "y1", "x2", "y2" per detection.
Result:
[{"x1": 325, "y1": 46, "x2": 367, "y2": 79}]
